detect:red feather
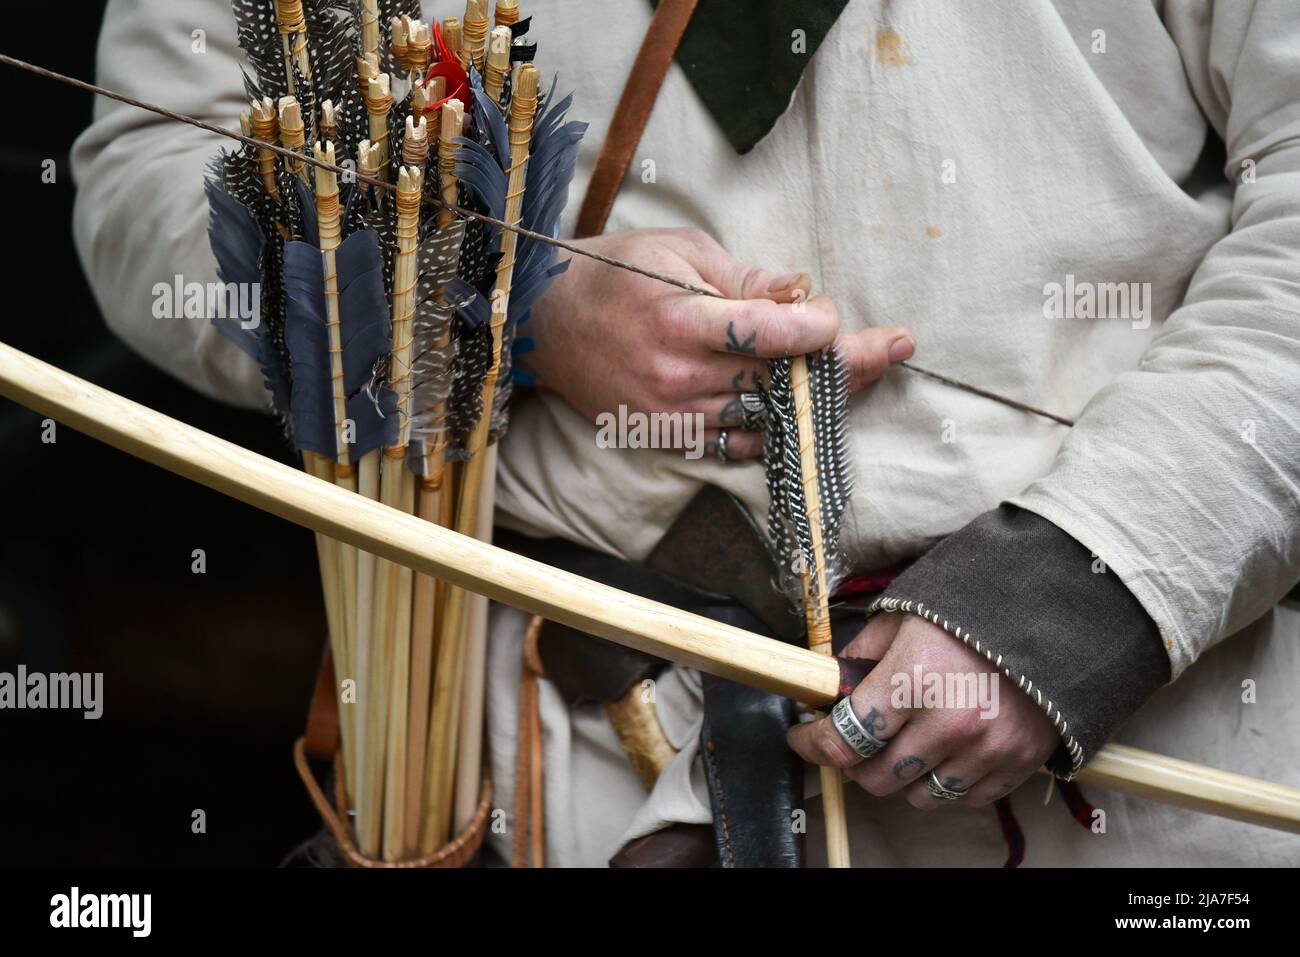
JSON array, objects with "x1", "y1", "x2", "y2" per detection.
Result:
[{"x1": 423, "y1": 22, "x2": 468, "y2": 113}]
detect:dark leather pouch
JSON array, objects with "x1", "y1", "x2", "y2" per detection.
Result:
[{"x1": 498, "y1": 486, "x2": 867, "y2": 868}]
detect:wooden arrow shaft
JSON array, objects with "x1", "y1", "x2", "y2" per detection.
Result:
[{"x1": 1, "y1": 339, "x2": 1297, "y2": 836}]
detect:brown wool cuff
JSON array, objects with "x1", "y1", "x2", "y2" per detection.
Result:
[{"x1": 868, "y1": 505, "x2": 1170, "y2": 778}]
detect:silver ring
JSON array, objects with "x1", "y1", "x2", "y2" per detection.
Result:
[
  {"x1": 738, "y1": 391, "x2": 767, "y2": 430},
  {"x1": 926, "y1": 771, "x2": 969, "y2": 800},
  {"x1": 716, "y1": 428, "x2": 730, "y2": 462},
  {"x1": 830, "y1": 696, "x2": 886, "y2": 759}
]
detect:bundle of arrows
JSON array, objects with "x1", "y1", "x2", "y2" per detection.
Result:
[{"x1": 206, "y1": 0, "x2": 584, "y2": 864}]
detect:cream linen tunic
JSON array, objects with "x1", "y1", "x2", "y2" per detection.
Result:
[{"x1": 72, "y1": 0, "x2": 1300, "y2": 865}]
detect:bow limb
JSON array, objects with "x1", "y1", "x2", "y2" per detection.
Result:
[{"x1": 1, "y1": 340, "x2": 1297, "y2": 838}]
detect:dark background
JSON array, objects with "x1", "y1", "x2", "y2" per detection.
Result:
[{"x1": 1, "y1": 3, "x2": 325, "y2": 864}]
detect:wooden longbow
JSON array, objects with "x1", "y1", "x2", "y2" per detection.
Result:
[{"x1": 2, "y1": 339, "x2": 1298, "y2": 836}]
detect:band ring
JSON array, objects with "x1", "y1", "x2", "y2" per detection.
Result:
[
  {"x1": 926, "y1": 771, "x2": 969, "y2": 800},
  {"x1": 830, "y1": 696, "x2": 886, "y2": 759},
  {"x1": 716, "y1": 428, "x2": 730, "y2": 463},
  {"x1": 738, "y1": 391, "x2": 767, "y2": 431}
]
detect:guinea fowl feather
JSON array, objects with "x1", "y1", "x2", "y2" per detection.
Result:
[
  {"x1": 232, "y1": 0, "x2": 288, "y2": 102},
  {"x1": 761, "y1": 348, "x2": 854, "y2": 608},
  {"x1": 303, "y1": 0, "x2": 354, "y2": 102},
  {"x1": 407, "y1": 220, "x2": 472, "y2": 471}
]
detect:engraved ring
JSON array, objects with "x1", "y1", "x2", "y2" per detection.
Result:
[
  {"x1": 738, "y1": 391, "x2": 767, "y2": 431},
  {"x1": 926, "y1": 771, "x2": 970, "y2": 801},
  {"x1": 831, "y1": 696, "x2": 886, "y2": 760}
]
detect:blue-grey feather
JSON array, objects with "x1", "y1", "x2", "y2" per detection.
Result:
[
  {"x1": 337, "y1": 230, "x2": 400, "y2": 456},
  {"x1": 507, "y1": 79, "x2": 586, "y2": 322},
  {"x1": 294, "y1": 177, "x2": 319, "y2": 246},
  {"x1": 282, "y1": 240, "x2": 336, "y2": 457},
  {"x1": 452, "y1": 136, "x2": 509, "y2": 223},
  {"x1": 509, "y1": 259, "x2": 569, "y2": 324},
  {"x1": 283, "y1": 230, "x2": 398, "y2": 459},
  {"x1": 446, "y1": 277, "x2": 490, "y2": 329},
  {"x1": 204, "y1": 177, "x2": 291, "y2": 413},
  {"x1": 470, "y1": 78, "x2": 511, "y2": 168}
]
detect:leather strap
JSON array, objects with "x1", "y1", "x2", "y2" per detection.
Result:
[
  {"x1": 512, "y1": 615, "x2": 547, "y2": 867},
  {"x1": 573, "y1": 0, "x2": 699, "y2": 238},
  {"x1": 292, "y1": 738, "x2": 494, "y2": 868},
  {"x1": 610, "y1": 823, "x2": 717, "y2": 868},
  {"x1": 696, "y1": 602, "x2": 805, "y2": 868}
]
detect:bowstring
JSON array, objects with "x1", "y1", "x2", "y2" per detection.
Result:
[{"x1": 0, "y1": 52, "x2": 1074, "y2": 428}]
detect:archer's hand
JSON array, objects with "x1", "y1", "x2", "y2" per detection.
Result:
[
  {"x1": 524, "y1": 228, "x2": 915, "y2": 460},
  {"x1": 788, "y1": 614, "x2": 1061, "y2": 807}
]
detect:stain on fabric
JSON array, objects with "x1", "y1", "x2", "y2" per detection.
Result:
[
  {"x1": 875, "y1": 28, "x2": 911, "y2": 65},
  {"x1": 925, "y1": 226, "x2": 942, "y2": 238}
]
